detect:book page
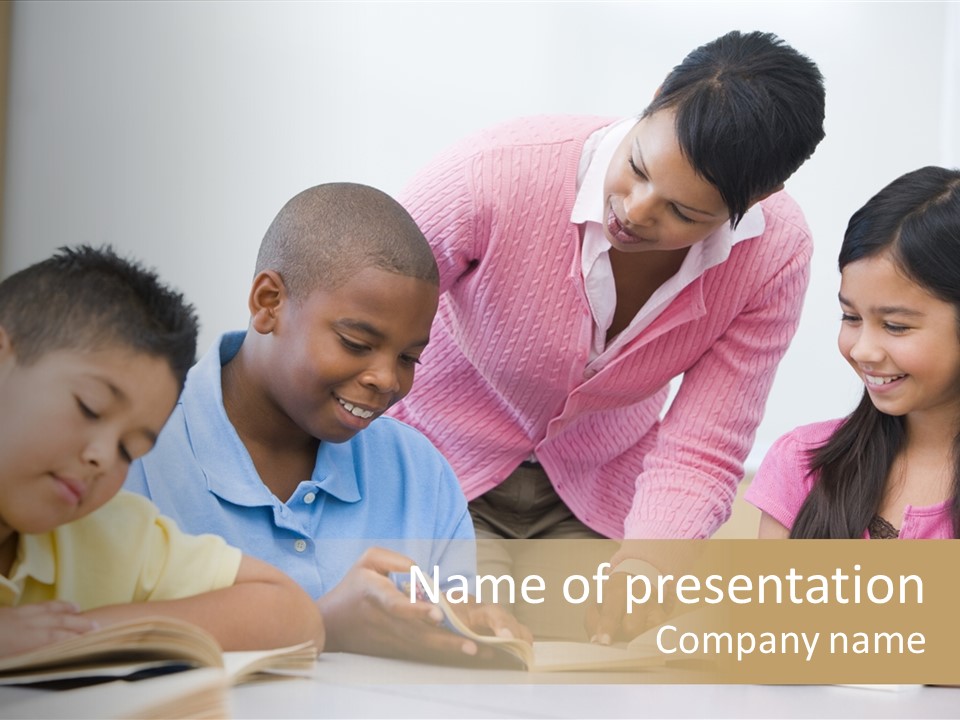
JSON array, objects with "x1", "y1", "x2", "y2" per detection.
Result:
[
  {"x1": 0, "y1": 617, "x2": 317, "y2": 687},
  {"x1": 222, "y1": 642, "x2": 318, "y2": 683},
  {"x1": 529, "y1": 640, "x2": 664, "y2": 673},
  {"x1": 437, "y1": 597, "x2": 666, "y2": 672},
  {"x1": 0, "y1": 668, "x2": 228, "y2": 720},
  {"x1": 0, "y1": 617, "x2": 222, "y2": 679}
]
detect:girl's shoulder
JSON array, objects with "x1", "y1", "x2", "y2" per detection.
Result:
[
  {"x1": 757, "y1": 418, "x2": 847, "y2": 478},
  {"x1": 773, "y1": 418, "x2": 846, "y2": 451},
  {"x1": 747, "y1": 420, "x2": 847, "y2": 518}
]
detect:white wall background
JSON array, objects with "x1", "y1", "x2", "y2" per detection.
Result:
[{"x1": 3, "y1": 1, "x2": 958, "y2": 468}]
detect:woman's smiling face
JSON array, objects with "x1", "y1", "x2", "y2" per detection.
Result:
[{"x1": 602, "y1": 109, "x2": 730, "y2": 253}]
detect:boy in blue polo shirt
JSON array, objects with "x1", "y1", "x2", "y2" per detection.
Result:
[{"x1": 125, "y1": 183, "x2": 527, "y2": 661}]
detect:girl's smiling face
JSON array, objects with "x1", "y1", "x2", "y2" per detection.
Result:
[
  {"x1": 838, "y1": 252, "x2": 960, "y2": 426},
  {"x1": 602, "y1": 109, "x2": 730, "y2": 254}
]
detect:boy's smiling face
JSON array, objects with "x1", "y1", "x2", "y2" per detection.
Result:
[
  {"x1": 264, "y1": 266, "x2": 438, "y2": 444},
  {"x1": 0, "y1": 340, "x2": 179, "y2": 539}
]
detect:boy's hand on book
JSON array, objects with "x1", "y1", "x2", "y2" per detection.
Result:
[
  {"x1": 317, "y1": 547, "x2": 500, "y2": 663},
  {"x1": 448, "y1": 602, "x2": 533, "y2": 645},
  {"x1": 0, "y1": 601, "x2": 99, "y2": 657}
]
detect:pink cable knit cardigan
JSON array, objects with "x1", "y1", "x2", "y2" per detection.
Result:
[{"x1": 389, "y1": 115, "x2": 812, "y2": 539}]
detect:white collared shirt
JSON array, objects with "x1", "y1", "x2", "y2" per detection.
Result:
[{"x1": 570, "y1": 118, "x2": 766, "y2": 367}]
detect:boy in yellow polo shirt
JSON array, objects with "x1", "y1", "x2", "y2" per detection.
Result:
[{"x1": 0, "y1": 245, "x2": 323, "y2": 658}]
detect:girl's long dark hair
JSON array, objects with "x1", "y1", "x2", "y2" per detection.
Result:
[{"x1": 790, "y1": 166, "x2": 960, "y2": 538}]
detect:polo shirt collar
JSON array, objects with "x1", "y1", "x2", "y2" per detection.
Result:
[
  {"x1": 0, "y1": 533, "x2": 55, "y2": 604},
  {"x1": 180, "y1": 331, "x2": 361, "y2": 507}
]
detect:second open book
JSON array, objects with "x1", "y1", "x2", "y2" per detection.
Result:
[{"x1": 438, "y1": 596, "x2": 702, "y2": 673}]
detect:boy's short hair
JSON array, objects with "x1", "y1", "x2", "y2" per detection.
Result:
[
  {"x1": 255, "y1": 182, "x2": 439, "y2": 300},
  {"x1": 643, "y1": 30, "x2": 826, "y2": 226},
  {"x1": 0, "y1": 245, "x2": 199, "y2": 389}
]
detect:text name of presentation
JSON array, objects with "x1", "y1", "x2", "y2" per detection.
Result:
[{"x1": 408, "y1": 563, "x2": 923, "y2": 610}]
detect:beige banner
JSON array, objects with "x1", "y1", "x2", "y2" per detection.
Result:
[{"x1": 339, "y1": 538, "x2": 960, "y2": 684}]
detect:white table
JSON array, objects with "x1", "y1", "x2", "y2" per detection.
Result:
[
  {"x1": 2, "y1": 653, "x2": 957, "y2": 719},
  {"x1": 228, "y1": 653, "x2": 960, "y2": 719}
]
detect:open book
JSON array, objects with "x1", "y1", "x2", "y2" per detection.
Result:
[
  {"x1": 0, "y1": 667, "x2": 231, "y2": 720},
  {"x1": 0, "y1": 615, "x2": 318, "y2": 687},
  {"x1": 439, "y1": 597, "x2": 670, "y2": 673}
]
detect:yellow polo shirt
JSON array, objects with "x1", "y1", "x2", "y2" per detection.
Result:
[{"x1": 0, "y1": 491, "x2": 242, "y2": 609}]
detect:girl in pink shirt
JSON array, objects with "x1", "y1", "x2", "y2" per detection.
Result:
[{"x1": 747, "y1": 166, "x2": 960, "y2": 539}]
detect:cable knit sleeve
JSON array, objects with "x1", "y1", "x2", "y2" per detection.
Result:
[
  {"x1": 623, "y1": 210, "x2": 812, "y2": 539},
  {"x1": 397, "y1": 141, "x2": 485, "y2": 295}
]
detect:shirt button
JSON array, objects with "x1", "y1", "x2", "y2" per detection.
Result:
[
  {"x1": 303, "y1": 492, "x2": 317, "y2": 505},
  {"x1": 294, "y1": 539, "x2": 307, "y2": 553}
]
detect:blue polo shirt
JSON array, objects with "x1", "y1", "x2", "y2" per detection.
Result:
[{"x1": 124, "y1": 331, "x2": 475, "y2": 599}]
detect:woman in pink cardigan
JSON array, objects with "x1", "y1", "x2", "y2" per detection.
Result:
[{"x1": 389, "y1": 31, "x2": 826, "y2": 640}]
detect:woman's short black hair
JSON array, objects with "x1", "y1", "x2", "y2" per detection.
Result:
[{"x1": 643, "y1": 30, "x2": 826, "y2": 226}]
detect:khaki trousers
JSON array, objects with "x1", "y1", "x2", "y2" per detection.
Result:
[{"x1": 468, "y1": 464, "x2": 617, "y2": 639}]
